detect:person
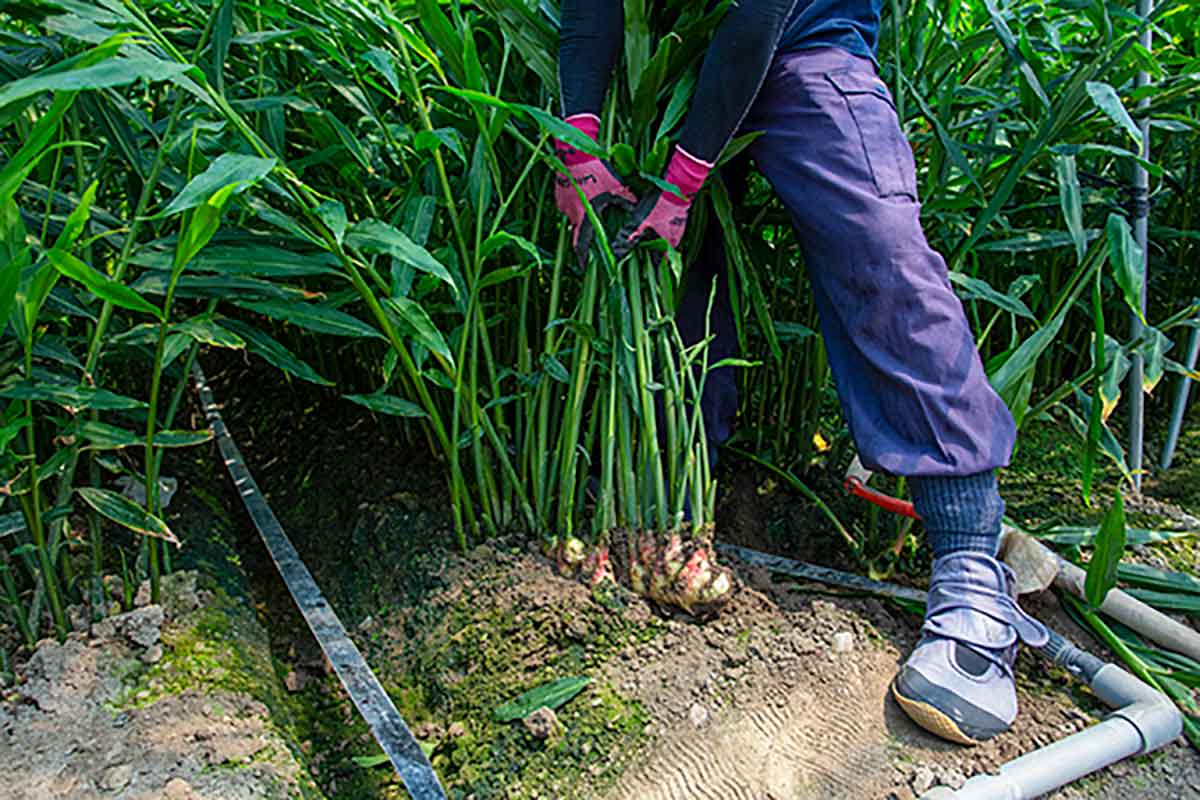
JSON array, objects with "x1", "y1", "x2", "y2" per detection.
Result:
[{"x1": 551, "y1": 0, "x2": 1051, "y2": 747}]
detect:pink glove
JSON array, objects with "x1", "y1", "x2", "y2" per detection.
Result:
[
  {"x1": 612, "y1": 146, "x2": 712, "y2": 259},
  {"x1": 554, "y1": 114, "x2": 637, "y2": 267}
]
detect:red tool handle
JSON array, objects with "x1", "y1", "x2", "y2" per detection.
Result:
[{"x1": 844, "y1": 476, "x2": 920, "y2": 519}]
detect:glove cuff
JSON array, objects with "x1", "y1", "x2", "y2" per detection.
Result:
[
  {"x1": 557, "y1": 113, "x2": 601, "y2": 167},
  {"x1": 662, "y1": 146, "x2": 712, "y2": 206}
]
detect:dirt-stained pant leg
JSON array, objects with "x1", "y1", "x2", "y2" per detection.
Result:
[{"x1": 738, "y1": 46, "x2": 1015, "y2": 477}]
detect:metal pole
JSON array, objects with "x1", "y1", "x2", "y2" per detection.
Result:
[
  {"x1": 1160, "y1": 321, "x2": 1200, "y2": 470},
  {"x1": 1128, "y1": 0, "x2": 1153, "y2": 491}
]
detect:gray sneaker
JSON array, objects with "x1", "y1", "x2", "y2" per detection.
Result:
[{"x1": 892, "y1": 552, "x2": 1048, "y2": 745}]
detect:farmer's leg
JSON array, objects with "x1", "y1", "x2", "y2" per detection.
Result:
[{"x1": 744, "y1": 46, "x2": 1046, "y2": 744}]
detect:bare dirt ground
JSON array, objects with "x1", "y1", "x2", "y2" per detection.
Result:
[
  {"x1": 367, "y1": 534, "x2": 1200, "y2": 796},
  {"x1": 0, "y1": 571, "x2": 314, "y2": 800}
]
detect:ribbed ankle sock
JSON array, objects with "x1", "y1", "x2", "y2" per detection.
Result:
[{"x1": 909, "y1": 471, "x2": 1003, "y2": 559}]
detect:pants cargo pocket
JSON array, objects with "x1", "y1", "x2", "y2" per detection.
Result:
[{"x1": 825, "y1": 69, "x2": 918, "y2": 201}]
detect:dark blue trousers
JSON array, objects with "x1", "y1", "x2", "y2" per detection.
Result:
[{"x1": 679, "y1": 47, "x2": 1015, "y2": 477}]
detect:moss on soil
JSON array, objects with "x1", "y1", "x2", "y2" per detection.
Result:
[
  {"x1": 311, "y1": 509, "x2": 665, "y2": 799},
  {"x1": 109, "y1": 481, "x2": 330, "y2": 799}
]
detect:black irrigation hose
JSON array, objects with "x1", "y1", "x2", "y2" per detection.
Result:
[
  {"x1": 193, "y1": 365, "x2": 447, "y2": 800},
  {"x1": 716, "y1": 542, "x2": 928, "y2": 604}
]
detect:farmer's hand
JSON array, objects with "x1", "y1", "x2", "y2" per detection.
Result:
[
  {"x1": 613, "y1": 146, "x2": 711, "y2": 259},
  {"x1": 554, "y1": 114, "x2": 637, "y2": 267}
]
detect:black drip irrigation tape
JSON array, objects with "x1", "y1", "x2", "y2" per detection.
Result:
[
  {"x1": 193, "y1": 365, "x2": 447, "y2": 800},
  {"x1": 716, "y1": 543, "x2": 927, "y2": 605}
]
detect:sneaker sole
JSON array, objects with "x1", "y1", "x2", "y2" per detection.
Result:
[{"x1": 890, "y1": 681, "x2": 981, "y2": 746}]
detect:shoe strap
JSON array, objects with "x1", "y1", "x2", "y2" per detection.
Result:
[{"x1": 922, "y1": 557, "x2": 1049, "y2": 674}]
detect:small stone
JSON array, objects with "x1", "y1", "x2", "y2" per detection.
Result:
[
  {"x1": 522, "y1": 707, "x2": 559, "y2": 740},
  {"x1": 689, "y1": 702, "x2": 710, "y2": 728},
  {"x1": 92, "y1": 605, "x2": 164, "y2": 648},
  {"x1": 100, "y1": 764, "x2": 133, "y2": 792},
  {"x1": 938, "y1": 767, "x2": 968, "y2": 789},
  {"x1": 284, "y1": 670, "x2": 308, "y2": 693},
  {"x1": 164, "y1": 778, "x2": 194, "y2": 799},
  {"x1": 910, "y1": 766, "x2": 936, "y2": 794},
  {"x1": 141, "y1": 645, "x2": 163, "y2": 665},
  {"x1": 448, "y1": 722, "x2": 467, "y2": 738},
  {"x1": 134, "y1": 580, "x2": 152, "y2": 608},
  {"x1": 831, "y1": 631, "x2": 855, "y2": 654}
]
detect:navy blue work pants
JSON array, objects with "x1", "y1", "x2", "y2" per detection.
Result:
[{"x1": 678, "y1": 47, "x2": 1016, "y2": 477}]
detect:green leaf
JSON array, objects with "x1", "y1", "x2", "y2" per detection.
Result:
[
  {"x1": 347, "y1": 220, "x2": 458, "y2": 296},
  {"x1": 46, "y1": 249, "x2": 162, "y2": 319},
  {"x1": 351, "y1": 754, "x2": 391, "y2": 769},
  {"x1": 174, "y1": 201, "x2": 225, "y2": 272},
  {"x1": 493, "y1": 677, "x2": 590, "y2": 722},
  {"x1": 384, "y1": 296, "x2": 454, "y2": 368},
  {"x1": 0, "y1": 92, "x2": 75, "y2": 207},
  {"x1": 989, "y1": 304, "x2": 1069, "y2": 408},
  {"x1": 54, "y1": 180, "x2": 98, "y2": 251},
  {"x1": 539, "y1": 353, "x2": 569, "y2": 383},
  {"x1": 1084, "y1": 493, "x2": 1126, "y2": 609},
  {"x1": 477, "y1": 264, "x2": 531, "y2": 290},
  {"x1": 656, "y1": 70, "x2": 696, "y2": 141},
  {"x1": 152, "y1": 430, "x2": 213, "y2": 448},
  {"x1": 1106, "y1": 214, "x2": 1145, "y2": 324},
  {"x1": 1054, "y1": 155, "x2": 1086, "y2": 265},
  {"x1": 0, "y1": 415, "x2": 30, "y2": 454},
  {"x1": 1065, "y1": 393, "x2": 1130, "y2": 481},
  {"x1": 1100, "y1": 339, "x2": 1130, "y2": 420},
  {"x1": 1085, "y1": 81, "x2": 1143, "y2": 147},
  {"x1": 1118, "y1": 563, "x2": 1200, "y2": 596},
  {"x1": 480, "y1": 231, "x2": 541, "y2": 268},
  {"x1": 130, "y1": 273, "x2": 312, "y2": 303},
  {"x1": 415, "y1": 0, "x2": 466, "y2": 84},
  {"x1": 219, "y1": 318, "x2": 333, "y2": 387},
  {"x1": 0, "y1": 200, "x2": 29, "y2": 328},
  {"x1": 235, "y1": 299, "x2": 383, "y2": 339},
  {"x1": 316, "y1": 201, "x2": 347, "y2": 246},
  {"x1": 948, "y1": 273, "x2": 1035, "y2": 320},
  {"x1": 77, "y1": 487, "x2": 179, "y2": 546},
  {"x1": 1138, "y1": 327, "x2": 1170, "y2": 395},
  {"x1": 160, "y1": 154, "x2": 276, "y2": 218},
  {"x1": 901, "y1": 74, "x2": 982, "y2": 192},
  {"x1": 173, "y1": 317, "x2": 245, "y2": 349},
  {"x1": 0, "y1": 53, "x2": 188, "y2": 108},
  {"x1": 362, "y1": 48, "x2": 400, "y2": 95},
  {"x1": 344, "y1": 393, "x2": 428, "y2": 418},
  {"x1": 773, "y1": 321, "x2": 816, "y2": 342},
  {"x1": 78, "y1": 420, "x2": 140, "y2": 449},
  {"x1": 131, "y1": 243, "x2": 340, "y2": 278}
]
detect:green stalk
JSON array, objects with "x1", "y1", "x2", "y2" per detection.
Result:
[
  {"x1": 628, "y1": 257, "x2": 668, "y2": 532},
  {"x1": 20, "y1": 340, "x2": 67, "y2": 638},
  {"x1": 555, "y1": 266, "x2": 601, "y2": 535},
  {"x1": 0, "y1": 549, "x2": 35, "y2": 648}
]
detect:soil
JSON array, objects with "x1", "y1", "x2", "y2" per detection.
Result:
[
  {"x1": 0, "y1": 571, "x2": 317, "y2": 800},
  {"x1": 7, "y1": 353, "x2": 1199, "y2": 799}
]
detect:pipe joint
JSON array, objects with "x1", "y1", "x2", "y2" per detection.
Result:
[{"x1": 1109, "y1": 699, "x2": 1184, "y2": 754}]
